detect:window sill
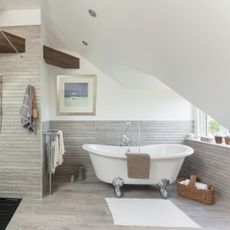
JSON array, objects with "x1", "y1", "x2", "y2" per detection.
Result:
[{"x1": 185, "y1": 138, "x2": 230, "y2": 150}]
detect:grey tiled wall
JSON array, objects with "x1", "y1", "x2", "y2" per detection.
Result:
[
  {"x1": 184, "y1": 140, "x2": 230, "y2": 200},
  {"x1": 49, "y1": 120, "x2": 194, "y2": 182},
  {"x1": 0, "y1": 26, "x2": 42, "y2": 198}
]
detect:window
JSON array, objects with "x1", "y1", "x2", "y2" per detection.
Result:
[
  {"x1": 196, "y1": 108, "x2": 229, "y2": 137},
  {"x1": 207, "y1": 115, "x2": 229, "y2": 136}
]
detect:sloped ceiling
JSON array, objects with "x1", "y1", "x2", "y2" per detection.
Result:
[
  {"x1": 2, "y1": 0, "x2": 230, "y2": 128},
  {"x1": 45, "y1": 0, "x2": 230, "y2": 128}
]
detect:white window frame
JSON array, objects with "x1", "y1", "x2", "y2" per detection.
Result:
[
  {"x1": 194, "y1": 108, "x2": 207, "y2": 137},
  {"x1": 195, "y1": 108, "x2": 229, "y2": 137}
]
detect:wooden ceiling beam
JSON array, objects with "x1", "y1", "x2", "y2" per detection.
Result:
[
  {"x1": 43, "y1": 46, "x2": 80, "y2": 69},
  {"x1": 0, "y1": 31, "x2": 25, "y2": 53}
]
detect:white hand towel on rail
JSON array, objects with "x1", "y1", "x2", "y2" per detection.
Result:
[
  {"x1": 51, "y1": 130, "x2": 65, "y2": 173},
  {"x1": 59, "y1": 131, "x2": 65, "y2": 153}
]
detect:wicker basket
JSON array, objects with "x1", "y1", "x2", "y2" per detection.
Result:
[{"x1": 177, "y1": 175, "x2": 215, "y2": 205}]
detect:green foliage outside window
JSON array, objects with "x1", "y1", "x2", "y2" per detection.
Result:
[
  {"x1": 207, "y1": 116, "x2": 228, "y2": 136},
  {"x1": 207, "y1": 117, "x2": 221, "y2": 135}
]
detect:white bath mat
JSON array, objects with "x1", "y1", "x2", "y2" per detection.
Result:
[{"x1": 105, "y1": 198, "x2": 201, "y2": 228}]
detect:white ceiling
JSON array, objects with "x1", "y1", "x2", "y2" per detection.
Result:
[
  {"x1": 0, "y1": 0, "x2": 41, "y2": 10},
  {"x1": 45, "y1": 0, "x2": 230, "y2": 128},
  {"x1": 2, "y1": 0, "x2": 230, "y2": 128}
]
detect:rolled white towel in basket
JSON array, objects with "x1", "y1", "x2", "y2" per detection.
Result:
[
  {"x1": 195, "y1": 182, "x2": 208, "y2": 190},
  {"x1": 179, "y1": 179, "x2": 208, "y2": 190},
  {"x1": 179, "y1": 179, "x2": 190, "y2": 186}
]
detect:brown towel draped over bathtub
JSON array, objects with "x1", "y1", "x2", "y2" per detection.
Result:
[{"x1": 126, "y1": 153, "x2": 150, "y2": 179}]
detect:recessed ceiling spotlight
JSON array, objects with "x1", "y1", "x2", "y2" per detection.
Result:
[
  {"x1": 82, "y1": 41, "x2": 88, "y2": 46},
  {"x1": 88, "y1": 9, "x2": 97, "y2": 18}
]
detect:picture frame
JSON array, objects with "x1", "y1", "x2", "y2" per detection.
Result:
[{"x1": 57, "y1": 75, "x2": 97, "y2": 115}]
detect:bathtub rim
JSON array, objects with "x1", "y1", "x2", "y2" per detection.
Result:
[{"x1": 82, "y1": 143, "x2": 194, "y2": 160}]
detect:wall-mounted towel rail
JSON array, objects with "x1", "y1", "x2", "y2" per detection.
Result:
[
  {"x1": 43, "y1": 129, "x2": 58, "y2": 136},
  {"x1": 43, "y1": 129, "x2": 59, "y2": 195}
]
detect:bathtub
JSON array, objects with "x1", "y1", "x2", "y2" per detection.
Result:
[{"x1": 82, "y1": 144, "x2": 194, "y2": 197}]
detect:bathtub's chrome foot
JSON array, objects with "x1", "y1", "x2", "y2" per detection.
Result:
[
  {"x1": 159, "y1": 187, "x2": 168, "y2": 199},
  {"x1": 112, "y1": 177, "x2": 124, "y2": 198},
  {"x1": 157, "y1": 178, "x2": 169, "y2": 199}
]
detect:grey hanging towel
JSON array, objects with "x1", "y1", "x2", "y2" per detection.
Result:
[{"x1": 19, "y1": 84, "x2": 36, "y2": 133}]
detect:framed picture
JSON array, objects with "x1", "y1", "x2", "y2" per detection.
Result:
[{"x1": 57, "y1": 75, "x2": 97, "y2": 115}]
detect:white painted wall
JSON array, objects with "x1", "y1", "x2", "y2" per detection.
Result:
[
  {"x1": 40, "y1": 3, "x2": 50, "y2": 122},
  {"x1": 0, "y1": 0, "x2": 40, "y2": 11},
  {"x1": 47, "y1": 51, "x2": 194, "y2": 121},
  {"x1": 40, "y1": 62, "x2": 50, "y2": 121},
  {"x1": 0, "y1": 9, "x2": 41, "y2": 26}
]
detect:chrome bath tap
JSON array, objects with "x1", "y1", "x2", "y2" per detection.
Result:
[
  {"x1": 121, "y1": 134, "x2": 130, "y2": 146},
  {"x1": 120, "y1": 121, "x2": 141, "y2": 153}
]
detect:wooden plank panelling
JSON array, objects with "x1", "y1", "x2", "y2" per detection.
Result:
[
  {"x1": 49, "y1": 120, "x2": 194, "y2": 183},
  {"x1": 43, "y1": 46, "x2": 80, "y2": 69},
  {"x1": 0, "y1": 26, "x2": 42, "y2": 198}
]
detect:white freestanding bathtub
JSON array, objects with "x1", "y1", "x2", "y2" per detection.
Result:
[{"x1": 82, "y1": 144, "x2": 194, "y2": 198}]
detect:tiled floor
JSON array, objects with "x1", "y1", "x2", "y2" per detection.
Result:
[{"x1": 7, "y1": 182, "x2": 230, "y2": 230}]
